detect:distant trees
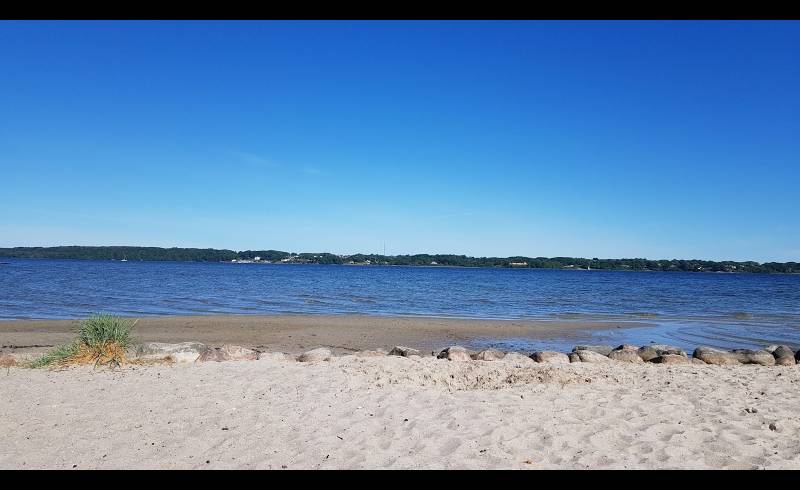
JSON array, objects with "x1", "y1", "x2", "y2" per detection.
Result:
[{"x1": 0, "y1": 246, "x2": 797, "y2": 274}]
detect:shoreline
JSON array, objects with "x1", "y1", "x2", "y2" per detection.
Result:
[
  {"x1": 3, "y1": 257, "x2": 799, "y2": 274},
  {"x1": 0, "y1": 313, "x2": 650, "y2": 356}
]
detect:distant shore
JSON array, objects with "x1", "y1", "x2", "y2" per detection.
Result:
[
  {"x1": 0, "y1": 314, "x2": 649, "y2": 356},
  {"x1": 2, "y1": 247, "x2": 797, "y2": 273}
]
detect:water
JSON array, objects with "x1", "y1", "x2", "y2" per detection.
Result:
[{"x1": 1, "y1": 258, "x2": 799, "y2": 351}]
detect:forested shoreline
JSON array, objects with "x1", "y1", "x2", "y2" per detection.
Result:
[{"x1": 1, "y1": 246, "x2": 797, "y2": 273}]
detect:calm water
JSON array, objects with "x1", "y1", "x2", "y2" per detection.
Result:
[{"x1": 1, "y1": 258, "x2": 799, "y2": 351}]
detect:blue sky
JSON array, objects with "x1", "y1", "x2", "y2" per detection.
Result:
[{"x1": 1, "y1": 21, "x2": 798, "y2": 261}]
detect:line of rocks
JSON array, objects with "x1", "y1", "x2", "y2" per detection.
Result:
[{"x1": 125, "y1": 342, "x2": 799, "y2": 367}]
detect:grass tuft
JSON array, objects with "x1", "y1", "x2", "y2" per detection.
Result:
[{"x1": 28, "y1": 314, "x2": 137, "y2": 368}]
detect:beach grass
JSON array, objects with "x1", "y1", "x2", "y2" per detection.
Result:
[{"x1": 29, "y1": 314, "x2": 136, "y2": 368}]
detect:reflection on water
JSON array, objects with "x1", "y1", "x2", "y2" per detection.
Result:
[{"x1": 1, "y1": 259, "x2": 799, "y2": 350}]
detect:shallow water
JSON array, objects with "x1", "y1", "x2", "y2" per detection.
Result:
[{"x1": 1, "y1": 259, "x2": 799, "y2": 351}]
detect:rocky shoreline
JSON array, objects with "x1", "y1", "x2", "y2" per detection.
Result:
[
  {"x1": 3, "y1": 339, "x2": 796, "y2": 369},
  {"x1": 48, "y1": 340, "x2": 800, "y2": 367}
]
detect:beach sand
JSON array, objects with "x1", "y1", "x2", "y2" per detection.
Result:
[
  {"x1": 0, "y1": 314, "x2": 647, "y2": 356},
  {"x1": 1, "y1": 355, "x2": 799, "y2": 469}
]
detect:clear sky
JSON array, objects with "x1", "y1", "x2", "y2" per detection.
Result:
[{"x1": 1, "y1": 20, "x2": 798, "y2": 262}]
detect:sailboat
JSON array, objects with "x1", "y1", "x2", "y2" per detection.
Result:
[{"x1": 121, "y1": 254, "x2": 128, "y2": 262}]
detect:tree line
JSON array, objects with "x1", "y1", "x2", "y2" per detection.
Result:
[{"x1": 1, "y1": 246, "x2": 797, "y2": 273}]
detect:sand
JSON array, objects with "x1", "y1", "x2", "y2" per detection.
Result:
[
  {"x1": 2, "y1": 355, "x2": 799, "y2": 469},
  {"x1": 0, "y1": 314, "x2": 647, "y2": 356}
]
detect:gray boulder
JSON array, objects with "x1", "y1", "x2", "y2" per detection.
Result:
[
  {"x1": 650, "y1": 354, "x2": 691, "y2": 365},
  {"x1": 355, "y1": 350, "x2": 387, "y2": 358},
  {"x1": 608, "y1": 350, "x2": 644, "y2": 363},
  {"x1": 198, "y1": 344, "x2": 258, "y2": 362},
  {"x1": 530, "y1": 351, "x2": 570, "y2": 364},
  {"x1": 134, "y1": 342, "x2": 207, "y2": 363},
  {"x1": 772, "y1": 345, "x2": 794, "y2": 358},
  {"x1": 693, "y1": 347, "x2": 741, "y2": 365},
  {"x1": 575, "y1": 349, "x2": 613, "y2": 363},
  {"x1": 771, "y1": 346, "x2": 796, "y2": 365},
  {"x1": 638, "y1": 344, "x2": 687, "y2": 362},
  {"x1": 614, "y1": 344, "x2": 639, "y2": 352},
  {"x1": 257, "y1": 352, "x2": 292, "y2": 361},
  {"x1": 503, "y1": 352, "x2": 536, "y2": 365},
  {"x1": 298, "y1": 347, "x2": 332, "y2": 362},
  {"x1": 437, "y1": 346, "x2": 473, "y2": 361},
  {"x1": 572, "y1": 345, "x2": 614, "y2": 356},
  {"x1": 472, "y1": 348, "x2": 506, "y2": 361},
  {"x1": 649, "y1": 344, "x2": 687, "y2": 356},
  {"x1": 388, "y1": 346, "x2": 420, "y2": 357},
  {"x1": 731, "y1": 349, "x2": 776, "y2": 366},
  {"x1": 568, "y1": 352, "x2": 581, "y2": 363}
]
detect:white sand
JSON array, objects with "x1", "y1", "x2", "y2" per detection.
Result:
[{"x1": 1, "y1": 355, "x2": 799, "y2": 469}]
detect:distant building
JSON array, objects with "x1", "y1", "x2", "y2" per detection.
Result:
[
  {"x1": 253, "y1": 256, "x2": 261, "y2": 261},
  {"x1": 430, "y1": 261, "x2": 438, "y2": 265},
  {"x1": 509, "y1": 262, "x2": 528, "y2": 267}
]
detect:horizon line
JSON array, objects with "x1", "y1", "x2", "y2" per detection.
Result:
[{"x1": 1, "y1": 244, "x2": 796, "y2": 265}]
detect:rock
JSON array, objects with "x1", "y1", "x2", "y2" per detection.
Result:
[
  {"x1": 572, "y1": 345, "x2": 613, "y2": 356},
  {"x1": 731, "y1": 349, "x2": 775, "y2": 366},
  {"x1": 134, "y1": 342, "x2": 207, "y2": 363},
  {"x1": 637, "y1": 344, "x2": 687, "y2": 362},
  {"x1": 388, "y1": 346, "x2": 420, "y2": 357},
  {"x1": 355, "y1": 350, "x2": 387, "y2": 358},
  {"x1": 472, "y1": 348, "x2": 505, "y2": 361},
  {"x1": 575, "y1": 350, "x2": 613, "y2": 363},
  {"x1": 764, "y1": 345, "x2": 779, "y2": 354},
  {"x1": 650, "y1": 354, "x2": 691, "y2": 364},
  {"x1": 530, "y1": 351, "x2": 570, "y2": 364},
  {"x1": 608, "y1": 350, "x2": 644, "y2": 363},
  {"x1": 771, "y1": 346, "x2": 795, "y2": 365},
  {"x1": 503, "y1": 352, "x2": 536, "y2": 365},
  {"x1": 568, "y1": 352, "x2": 581, "y2": 363},
  {"x1": 198, "y1": 344, "x2": 258, "y2": 362},
  {"x1": 614, "y1": 344, "x2": 639, "y2": 352},
  {"x1": 637, "y1": 346, "x2": 660, "y2": 362},
  {"x1": 257, "y1": 352, "x2": 291, "y2": 361},
  {"x1": 693, "y1": 347, "x2": 741, "y2": 365},
  {"x1": 197, "y1": 348, "x2": 225, "y2": 362},
  {"x1": 649, "y1": 344, "x2": 687, "y2": 356},
  {"x1": 298, "y1": 348, "x2": 332, "y2": 362},
  {"x1": 221, "y1": 344, "x2": 258, "y2": 361},
  {"x1": 692, "y1": 358, "x2": 707, "y2": 365},
  {"x1": 437, "y1": 346, "x2": 473, "y2": 361},
  {"x1": 769, "y1": 422, "x2": 778, "y2": 431}
]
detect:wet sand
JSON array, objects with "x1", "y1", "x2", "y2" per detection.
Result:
[{"x1": 0, "y1": 314, "x2": 648, "y2": 356}]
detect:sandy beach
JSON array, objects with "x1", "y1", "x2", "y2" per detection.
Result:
[
  {"x1": 2, "y1": 354, "x2": 799, "y2": 469},
  {"x1": 0, "y1": 314, "x2": 647, "y2": 356},
  {"x1": 2, "y1": 314, "x2": 798, "y2": 469}
]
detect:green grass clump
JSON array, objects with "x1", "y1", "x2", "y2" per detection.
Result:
[
  {"x1": 29, "y1": 314, "x2": 136, "y2": 368},
  {"x1": 76, "y1": 313, "x2": 135, "y2": 350},
  {"x1": 28, "y1": 342, "x2": 80, "y2": 368}
]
